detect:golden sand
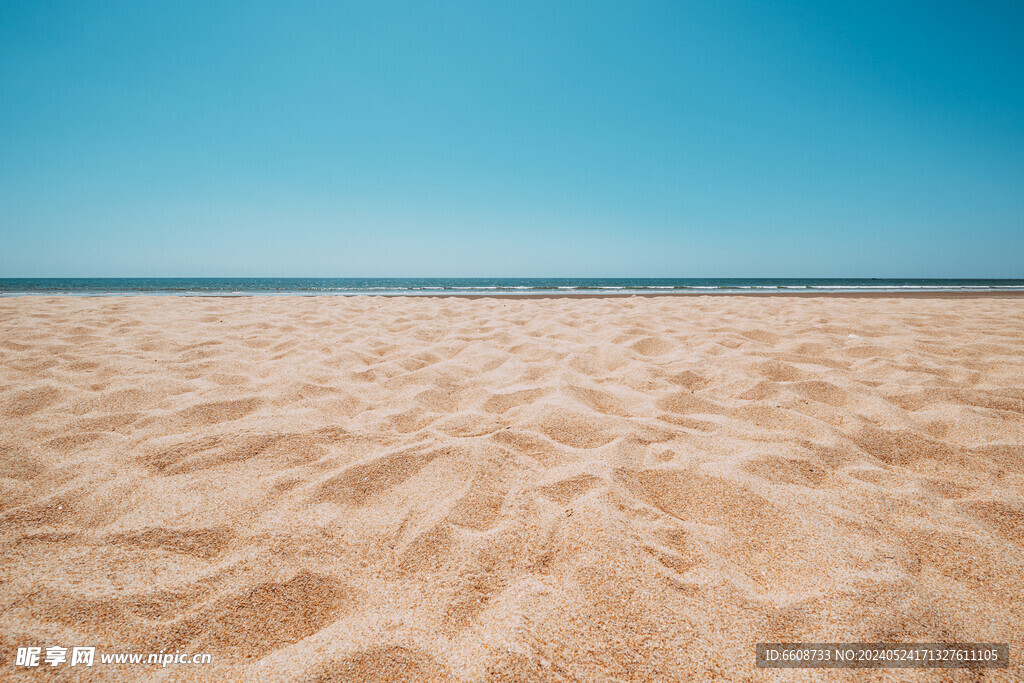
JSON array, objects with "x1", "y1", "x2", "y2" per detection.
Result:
[{"x1": 1, "y1": 295, "x2": 1022, "y2": 680}]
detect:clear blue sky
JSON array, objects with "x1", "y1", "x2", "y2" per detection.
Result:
[{"x1": 1, "y1": 0, "x2": 1022, "y2": 277}]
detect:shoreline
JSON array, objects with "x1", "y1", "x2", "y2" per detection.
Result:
[{"x1": 3, "y1": 290, "x2": 1024, "y2": 300}]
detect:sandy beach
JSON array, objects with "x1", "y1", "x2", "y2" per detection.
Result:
[{"x1": 1, "y1": 294, "x2": 1022, "y2": 680}]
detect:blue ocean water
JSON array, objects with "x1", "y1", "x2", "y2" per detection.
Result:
[{"x1": 2, "y1": 278, "x2": 1024, "y2": 296}]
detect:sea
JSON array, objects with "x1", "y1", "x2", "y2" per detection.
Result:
[
  {"x1": 2, "y1": 278, "x2": 1024, "y2": 296},
  {"x1": 2, "y1": 278, "x2": 1023, "y2": 296}
]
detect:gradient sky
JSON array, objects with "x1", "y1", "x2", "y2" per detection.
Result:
[{"x1": 1, "y1": 0, "x2": 1022, "y2": 277}]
